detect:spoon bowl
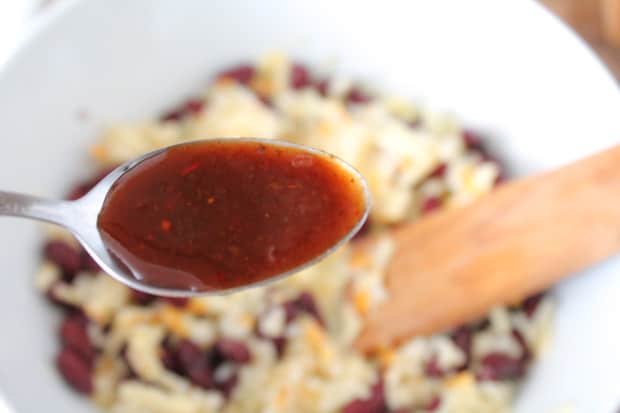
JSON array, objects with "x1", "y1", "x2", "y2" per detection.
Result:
[{"x1": 0, "y1": 138, "x2": 370, "y2": 297}]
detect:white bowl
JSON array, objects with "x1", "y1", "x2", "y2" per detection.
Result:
[{"x1": 1, "y1": 1, "x2": 619, "y2": 411}]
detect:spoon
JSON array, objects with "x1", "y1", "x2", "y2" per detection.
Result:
[
  {"x1": 0, "y1": 138, "x2": 370, "y2": 297},
  {"x1": 355, "y1": 144, "x2": 620, "y2": 353}
]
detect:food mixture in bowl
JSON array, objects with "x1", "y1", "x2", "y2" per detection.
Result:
[{"x1": 34, "y1": 53, "x2": 553, "y2": 413}]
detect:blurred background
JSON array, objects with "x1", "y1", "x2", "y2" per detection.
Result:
[
  {"x1": 3, "y1": 0, "x2": 620, "y2": 81},
  {"x1": 0, "y1": 1, "x2": 618, "y2": 413},
  {"x1": 542, "y1": 0, "x2": 620, "y2": 80}
]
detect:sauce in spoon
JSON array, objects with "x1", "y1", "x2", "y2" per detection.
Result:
[{"x1": 97, "y1": 140, "x2": 368, "y2": 292}]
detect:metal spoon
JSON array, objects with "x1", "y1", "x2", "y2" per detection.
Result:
[{"x1": 0, "y1": 138, "x2": 370, "y2": 297}]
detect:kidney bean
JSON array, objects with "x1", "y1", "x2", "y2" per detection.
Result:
[
  {"x1": 424, "y1": 355, "x2": 445, "y2": 378},
  {"x1": 79, "y1": 249, "x2": 100, "y2": 272},
  {"x1": 161, "y1": 98, "x2": 205, "y2": 122},
  {"x1": 425, "y1": 396, "x2": 441, "y2": 411},
  {"x1": 215, "y1": 338, "x2": 251, "y2": 364},
  {"x1": 428, "y1": 163, "x2": 447, "y2": 179},
  {"x1": 476, "y1": 352, "x2": 526, "y2": 381},
  {"x1": 462, "y1": 130, "x2": 482, "y2": 149},
  {"x1": 271, "y1": 336, "x2": 287, "y2": 358},
  {"x1": 315, "y1": 79, "x2": 329, "y2": 96},
  {"x1": 44, "y1": 241, "x2": 81, "y2": 280},
  {"x1": 451, "y1": 326, "x2": 472, "y2": 370},
  {"x1": 176, "y1": 340, "x2": 203, "y2": 369},
  {"x1": 217, "y1": 64, "x2": 255, "y2": 85},
  {"x1": 522, "y1": 293, "x2": 544, "y2": 318},
  {"x1": 290, "y1": 63, "x2": 311, "y2": 89},
  {"x1": 175, "y1": 339, "x2": 214, "y2": 389},
  {"x1": 346, "y1": 88, "x2": 371, "y2": 104},
  {"x1": 60, "y1": 313, "x2": 96, "y2": 364},
  {"x1": 283, "y1": 291, "x2": 324, "y2": 326},
  {"x1": 187, "y1": 362, "x2": 214, "y2": 389},
  {"x1": 421, "y1": 197, "x2": 442, "y2": 214},
  {"x1": 56, "y1": 347, "x2": 93, "y2": 395}
]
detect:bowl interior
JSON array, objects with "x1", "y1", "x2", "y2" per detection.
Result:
[{"x1": 1, "y1": 0, "x2": 620, "y2": 411}]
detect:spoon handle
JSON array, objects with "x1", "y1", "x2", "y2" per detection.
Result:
[
  {"x1": 0, "y1": 191, "x2": 72, "y2": 226},
  {"x1": 356, "y1": 144, "x2": 620, "y2": 352}
]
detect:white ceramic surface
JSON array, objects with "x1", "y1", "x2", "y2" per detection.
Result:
[{"x1": 0, "y1": 1, "x2": 619, "y2": 412}]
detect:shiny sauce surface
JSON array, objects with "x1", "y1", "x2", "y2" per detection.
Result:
[{"x1": 97, "y1": 140, "x2": 367, "y2": 292}]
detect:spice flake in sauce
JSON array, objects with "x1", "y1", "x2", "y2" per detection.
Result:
[{"x1": 97, "y1": 140, "x2": 368, "y2": 292}]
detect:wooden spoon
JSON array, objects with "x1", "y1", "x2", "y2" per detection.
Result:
[{"x1": 355, "y1": 144, "x2": 620, "y2": 353}]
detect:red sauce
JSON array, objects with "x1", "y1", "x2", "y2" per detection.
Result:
[{"x1": 97, "y1": 140, "x2": 367, "y2": 292}]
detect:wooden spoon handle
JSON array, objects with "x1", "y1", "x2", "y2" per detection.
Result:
[
  {"x1": 356, "y1": 144, "x2": 620, "y2": 352},
  {"x1": 602, "y1": 0, "x2": 620, "y2": 48}
]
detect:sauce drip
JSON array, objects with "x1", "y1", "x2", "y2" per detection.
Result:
[{"x1": 97, "y1": 140, "x2": 367, "y2": 292}]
